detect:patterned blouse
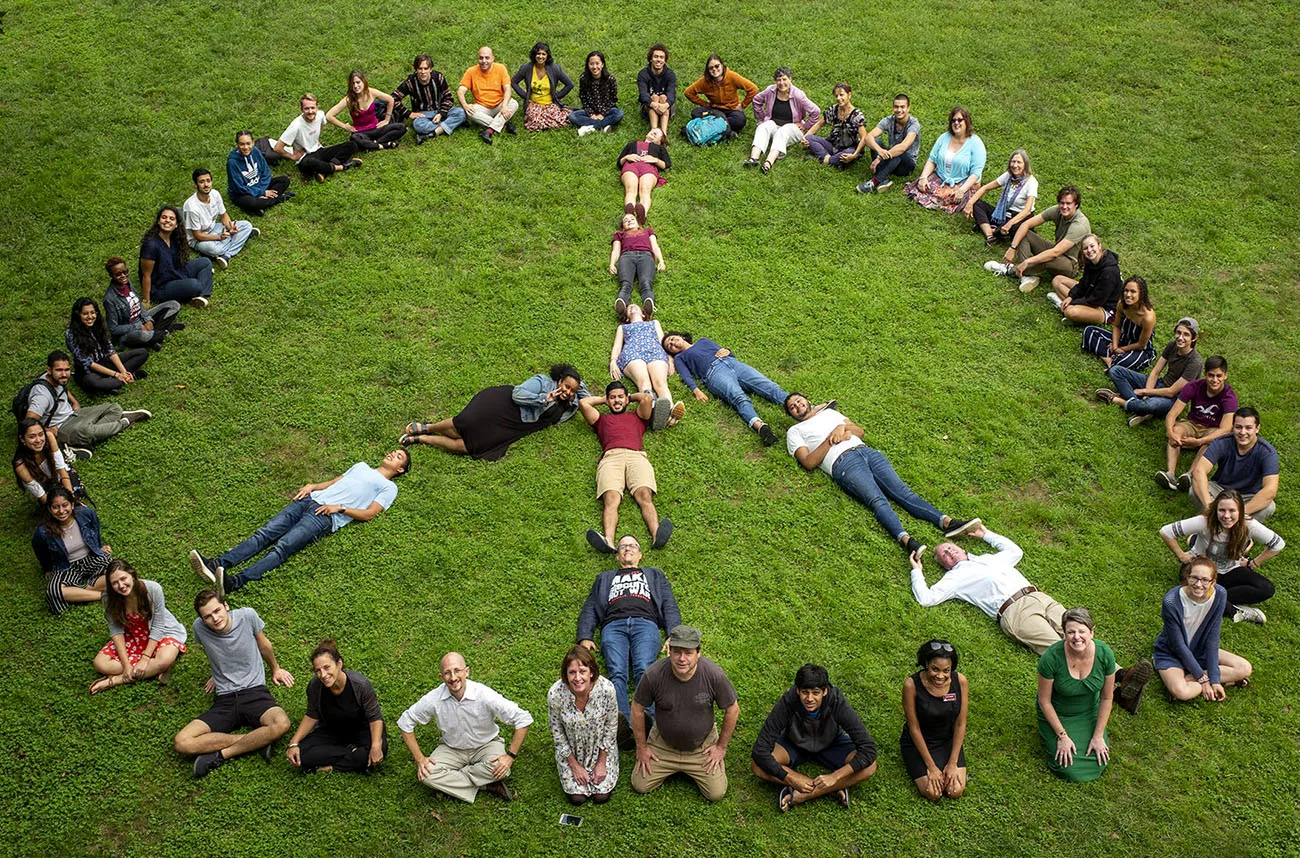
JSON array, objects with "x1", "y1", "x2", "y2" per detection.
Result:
[
  {"x1": 547, "y1": 675, "x2": 620, "y2": 796},
  {"x1": 822, "y1": 103, "x2": 866, "y2": 150}
]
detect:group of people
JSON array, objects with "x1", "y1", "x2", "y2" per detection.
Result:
[{"x1": 10, "y1": 37, "x2": 1287, "y2": 816}]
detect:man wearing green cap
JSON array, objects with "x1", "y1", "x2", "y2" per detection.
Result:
[{"x1": 630, "y1": 625, "x2": 739, "y2": 800}]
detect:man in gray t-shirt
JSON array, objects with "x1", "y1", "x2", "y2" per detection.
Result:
[
  {"x1": 988, "y1": 185, "x2": 1091, "y2": 292},
  {"x1": 173, "y1": 591, "x2": 295, "y2": 777},
  {"x1": 23, "y1": 350, "x2": 149, "y2": 454},
  {"x1": 630, "y1": 625, "x2": 739, "y2": 801},
  {"x1": 858, "y1": 93, "x2": 921, "y2": 193}
]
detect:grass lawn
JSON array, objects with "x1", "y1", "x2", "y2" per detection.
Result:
[{"x1": 1, "y1": 1, "x2": 1297, "y2": 856}]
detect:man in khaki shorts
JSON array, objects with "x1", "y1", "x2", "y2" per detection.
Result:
[
  {"x1": 1156, "y1": 356, "x2": 1236, "y2": 492},
  {"x1": 631, "y1": 625, "x2": 739, "y2": 800},
  {"x1": 580, "y1": 382, "x2": 673, "y2": 553}
]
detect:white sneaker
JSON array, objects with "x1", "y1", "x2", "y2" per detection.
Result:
[
  {"x1": 983, "y1": 261, "x2": 1013, "y2": 276},
  {"x1": 602, "y1": 125, "x2": 614, "y2": 133},
  {"x1": 1018, "y1": 275, "x2": 1040, "y2": 293},
  {"x1": 1127, "y1": 413, "x2": 1152, "y2": 427},
  {"x1": 577, "y1": 125, "x2": 596, "y2": 137},
  {"x1": 214, "y1": 256, "x2": 228, "y2": 270},
  {"x1": 1233, "y1": 605, "x2": 1266, "y2": 624},
  {"x1": 1047, "y1": 293, "x2": 1064, "y2": 309},
  {"x1": 191, "y1": 296, "x2": 210, "y2": 309}
]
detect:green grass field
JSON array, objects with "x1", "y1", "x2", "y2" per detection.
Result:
[{"x1": 1, "y1": 1, "x2": 1297, "y2": 856}]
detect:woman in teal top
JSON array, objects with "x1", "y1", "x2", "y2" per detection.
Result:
[
  {"x1": 905, "y1": 106, "x2": 986, "y2": 213},
  {"x1": 1035, "y1": 607, "x2": 1116, "y2": 782}
]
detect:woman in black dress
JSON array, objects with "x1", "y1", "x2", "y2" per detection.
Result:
[
  {"x1": 399, "y1": 364, "x2": 588, "y2": 461},
  {"x1": 285, "y1": 639, "x2": 387, "y2": 774},
  {"x1": 901, "y1": 639, "x2": 968, "y2": 801}
]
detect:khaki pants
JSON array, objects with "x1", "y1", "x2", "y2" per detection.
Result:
[
  {"x1": 999, "y1": 590, "x2": 1065, "y2": 655},
  {"x1": 630, "y1": 725, "x2": 727, "y2": 801},
  {"x1": 465, "y1": 99, "x2": 519, "y2": 133},
  {"x1": 418, "y1": 739, "x2": 506, "y2": 803},
  {"x1": 1015, "y1": 231, "x2": 1077, "y2": 279},
  {"x1": 59, "y1": 404, "x2": 126, "y2": 447}
]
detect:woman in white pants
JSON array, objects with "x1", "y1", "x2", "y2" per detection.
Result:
[{"x1": 744, "y1": 68, "x2": 821, "y2": 174}]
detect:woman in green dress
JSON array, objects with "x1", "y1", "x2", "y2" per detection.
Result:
[{"x1": 1035, "y1": 607, "x2": 1116, "y2": 782}]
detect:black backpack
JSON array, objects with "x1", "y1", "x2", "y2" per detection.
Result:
[{"x1": 11, "y1": 376, "x2": 60, "y2": 425}]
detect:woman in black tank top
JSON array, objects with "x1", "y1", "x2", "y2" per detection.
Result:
[{"x1": 900, "y1": 639, "x2": 968, "y2": 800}]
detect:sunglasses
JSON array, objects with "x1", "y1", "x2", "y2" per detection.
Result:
[{"x1": 925, "y1": 641, "x2": 955, "y2": 653}]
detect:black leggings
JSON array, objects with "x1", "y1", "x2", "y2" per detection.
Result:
[
  {"x1": 75, "y1": 348, "x2": 148, "y2": 395},
  {"x1": 1219, "y1": 565, "x2": 1275, "y2": 614},
  {"x1": 297, "y1": 141, "x2": 360, "y2": 179},
  {"x1": 690, "y1": 106, "x2": 746, "y2": 133},
  {"x1": 232, "y1": 176, "x2": 292, "y2": 214},
  {"x1": 351, "y1": 123, "x2": 407, "y2": 150},
  {"x1": 298, "y1": 726, "x2": 388, "y2": 773}
]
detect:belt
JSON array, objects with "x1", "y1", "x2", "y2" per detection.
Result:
[{"x1": 998, "y1": 586, "x2": 1038, "y2": 617}]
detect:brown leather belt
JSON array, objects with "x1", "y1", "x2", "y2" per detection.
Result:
[{"x1": 998, "y1": 586, "x2": 1038, "y2": 617}]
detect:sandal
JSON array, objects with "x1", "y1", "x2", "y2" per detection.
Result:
[
  {"x1": 761, "y1": 160, "x2": 772, "y2": 174},
  {"x1": 836, "y1": 788, "x2": 850, "y2": 809},
  {"x1": 89, "y1": 675, "x2": 118, "y2": 695},
  {"x1": 405, "y1": 422, "x2": 433, "y2": 436},
  {"x1": 399, "y1": 434, "x2": 419, "y2": 447},
  {"x1": 742, "y1": 158, "x2": 760, "y2": 168},
  {"x1": 777, "y1": 785, "x2": 794, "y2": 813}
]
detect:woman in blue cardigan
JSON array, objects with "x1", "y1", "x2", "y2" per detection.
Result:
[
  {"x1": 904, "y1": 106, "x2": 986, "y2": 213},
  {"x1": 1154, "y1": 557, "x2": 1252, "y2": 702},
  {"x1": 31, "y1": 487, "x2": 110, "y2": 614}
]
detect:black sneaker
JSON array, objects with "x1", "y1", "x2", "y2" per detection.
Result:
[
  {"x1": 194, "y1": 751, "x2": 227, "y2": 778},
  {"x1": 758, "y1": 423, "x2": 777, "y2": 446},
  {"x1": 651, "y1": 518, "x2": 673, "y2": 549},
  {"x1": 614, "y1": 296, "x2": 628, "y2": 317},
  {"x1": 260, "y1": 743, "x2": 275, "y2": 763},
  {"x1": 586, "y1": 529, "x2": 616, "y2": 554},
  {"x1": 1117, "y1": 658, "x2": 1153, "y2": 714},
  {"x1": 943, "y1": 517, "x2": 982, "y2": 538},
  {"x1": 189, "y1": 550, "x2": 223, "y2": 588},
  {"x1": 641, "y1": 296, "x2": 655, "y2": 317},
  {"x1": 503, "y1": 122, "x2": 517, "y2": 135},
  {"x1": 902, "y1": 536, "x2": 927, "y2": 557},
  {"x1": 616, "y1": 714, "x2": 635, "y2": 750},
  {"x1": 171, "y1": 322, "x2": 187, "y2": 332},
  {"x1": 480, "y1": 129, "x2": 494, "y2": 145}
]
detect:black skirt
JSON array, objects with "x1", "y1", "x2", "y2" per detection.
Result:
[{"x1": 451, "y1": 385, "x2": 563, "y2": 461}]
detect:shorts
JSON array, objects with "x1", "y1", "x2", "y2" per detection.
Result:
[
  {"x1": 596, "y1": 448, "x2": 657, "y2": 497},
  {"x1": 776, "y1": 731, "x2": 864, "y2": 771},
  {"x1": 1175, "y1": 420, "x2": 1216, "y2": 438},
  {"x1": 198, "y1": 686, "x2": 280, "y2": 732}
]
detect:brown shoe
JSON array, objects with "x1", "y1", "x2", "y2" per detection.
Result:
[
  {"x1": 483, "y1": 780, "x2": 516, "y2": 802},
  {"x1": 1117, "y1": 658, "x2": 1153, "y2": 715}
]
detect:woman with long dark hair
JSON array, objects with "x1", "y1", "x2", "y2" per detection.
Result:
[
  {"x1": 31, "y1": 487, "x2": 110, "y2": 614},
  {"x1": 286, "y1": 639, "x2": 387, "y2": 773},
  {"x1": 139, "y1": 205, "x2": 213, "y2": 308},
  {"x1": 90, "y1": 560, "x2": 186, "y2": 693},
  {"x1": 12, "y1": 418, "x2": 76, "y2": 505},
  {"x1": 64, "y1": 298, "x2": 148, "y2": 395},
  {"x1": 512, "y1": 42, "x2": 574, "y2": 131},
  {"x1": 401, "y1": 364, "x2": 590, "y2": 461},
  {"x1": 570, "y1": 50, "x2": 623, "y2": 135},
  {"x1": 1081, "y1": 275, "x2": 1156, "y2": 371},
  {"x1": 326, "y1": 70, "x2": 405, "y2": 150},
  {"x1": 801, "y1": 83, "x2": 867, "y2": 168}
]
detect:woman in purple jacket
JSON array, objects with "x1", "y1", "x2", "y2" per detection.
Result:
[
  {"x1": 1153, "y1": 557, "x2": 1252, "y2": 702},
  {"x1": 744, "y1": 68, "x2": 821, "y2": 174}
]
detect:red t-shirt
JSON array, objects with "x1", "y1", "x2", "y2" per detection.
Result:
[{"x1": 595, "y1": 411, "x2": 648, "y2": 453}]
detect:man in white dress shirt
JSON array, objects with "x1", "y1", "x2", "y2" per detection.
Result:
[{"x1": 398, "y1": 652, "x2": 532, "y2": 802}]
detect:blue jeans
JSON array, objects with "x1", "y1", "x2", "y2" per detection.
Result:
[
  {"x1": 872, "y1": 153, "x2": 916, "y2": 182},
  {"x1": 412, "y1": 106, "x2": 467, "y2": 137},
  {"x1": 1107, "y1": 365, "x2": 1175, "y2": 416},
  {"x1": 830, "y1": 446, "x2": 944, "y2": 539},
  {"x1": 569, "y1": 107, "x2": 625, "y2": 129},
  {"x1": 704, "y1": 357, "x2": 789, "y2": 427},
  {"x1": 218, "y1": 497, "x2": 332, "y2": 587},
  {"x1": 153, "y1": 257, "x2": 213, "y2": 303},
  {"x1": 194, "y1": 221, "x2": 256, "y2": 262},
  {"x1": 600, "y1": 617, "x2": 662, "y2": 721}
]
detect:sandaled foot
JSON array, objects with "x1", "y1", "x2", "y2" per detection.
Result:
[
  {"x1": 761, "y1": 160, "x2": 772, "y2": 174},
  {"x1": 89, "y1": 675, "x2": 119, "y2": 695},
  {"x1": 778, "y1": 785, "x2": 794, "y2": 812},
  {"x1": 399, "y1": 434, "x2": 419, "y2": 447},
  {"x1": 836, "y1": 788, "x2": 850, "y2": 808},
  {"x1": 405, "y1": 422, "x2": 433, "y2": 436}
]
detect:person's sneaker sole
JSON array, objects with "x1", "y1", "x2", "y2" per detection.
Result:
[
  {"x1": 1175, "y1": 472, "x2": 1192, "y2": 491},
  {"x1": 189, "y1": 549, "x2": 215, "y2": 585},
  {"x1": 943, "y1": 517, "x2": 983, "y2": 539},
  {"x1": 758, "y1": 424, "x2": 777, "y2": 446},
  {"x1": 651, "y1": 518, "x2": 673, "y2": 549},
  {"x1": 1154, "y1": 471, "x2": 1178, "y2": 490},
  {"x1": 667, "y1": 400, "x2": 686, "y2": 426},
  {"x1": 875, "y1": 180, "x2": 891, "y2": 192},
  {"x1": 614, "y1": 297, "x2": 628, "y2": 317},
  {"x1": 1118, "y1": 658, "x2": 1153, "y2": 714},
  {"x1": 1018, "y1": 276, "x2": 1040, "y2": 293},
  {"x1": 652, "y1": 396, "x2": 671, "y2": 430},
  {"x1": 214, "y1": 257, "x2": 228, "y2": 270},
  {"x1": 641, "y1": 297, "x2": 655, "y2": 317},
  {"x1": 585, "y1": 529, "x2": 616, "y2": 554},
  {"x1": 1233, "y1": 605, "x2": 1266, "y2": 624},
  {"x1": 191, "y1": 296, "x2": 209, "y2": 309},
  {"x1": 1128, "y1": 414, "x2": 1152, "y2": 427}
]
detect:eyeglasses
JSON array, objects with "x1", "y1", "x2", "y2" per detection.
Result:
[{"x1": 1188, "y1": 576, "x2": 1214, "y2": 584}]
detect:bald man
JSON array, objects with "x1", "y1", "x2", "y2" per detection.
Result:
[
  {"x1": 397, "y1": 652, "x2": 532, "y2": 802},
  {"x1": 458, "y1": 46, "x2": 518, "y2": 143}
]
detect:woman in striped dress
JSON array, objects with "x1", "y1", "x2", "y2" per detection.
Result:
[
  {"x1": 30, "y1": 487, "x2": 110, "y2": 614},
  {"x1": 1081, "y1": 275, "x2": 1156, "y2": 371}
]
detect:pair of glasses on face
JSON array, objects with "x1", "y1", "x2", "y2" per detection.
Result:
[
  {"x1": 1189, "y1": 576, "x2": 1214, "y2": 585},
  {"x1": 926, "y1": 641, "x2": 955, "y2": 654}
]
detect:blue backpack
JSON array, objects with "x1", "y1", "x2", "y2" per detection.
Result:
[{"x1": 685, "y1": 114, "x2": 728, "y2": 146}]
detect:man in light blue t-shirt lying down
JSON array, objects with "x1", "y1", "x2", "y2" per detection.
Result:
[{"x1": 188, "y1": 449, "x2": 410, "y2": 592}]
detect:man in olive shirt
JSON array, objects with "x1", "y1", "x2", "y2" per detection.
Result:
[
  {"x1": 631, "y1": 625, "x2": 739, "y2": 801},
  {"x1": 985, "y1": 185, "x2": 1090, "y2": 293}
]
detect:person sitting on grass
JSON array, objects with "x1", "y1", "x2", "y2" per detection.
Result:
[
  {"x1": 609, "y1": 303, "x2": 682, "y2": 428},
  {"x1": 1160, "y1": 488, "x2": 1283, "y2": 626},
  {"x1": 901, "y1": 641, "x2": 967, "y2": 801},
  {"x1": 683, "y1": 54, "x2": 757, "y2": 135},
  {"x1": 12, "y1": 418, "x2": 76, "y2": 506},
  {"x1": 1190, "y1": 407, "x2": 1278, "y2": 522},
  {"x1": 23, "y1": 350, "x2": 150, "y2": 458},
  {"x1": 984, "y1": 185, "x2": 1090, "y2": 293},
  {"x1": 401, "y1": 365, "x2": 589, "y2": 461},
  {"x1": 273, "y1": 93, "x2": 363, "y2": 183},
  {"x1": 459, "y1": 47, "x2": 519, "y2": 144},
  {"x1": 511, "y1": 41, "x2": 575, "y2": 131},
  {"x1": 1080, "y1": 275, "x2": 1156, "y2": 371},
  {"x1": 139, "y1": 205, "x2": 213, "y2": 307},
  {"x1": 661, "y1": 332, "x2": 787, "y2": 446},
  {"x1": 64, "y1": 297, "x2": 149, "y2": 396},
  {"x1": 579, "y1": 382, "x2": 673, "y2": 554},
  {"x1": 617, "y1": 129, "x2": 671, "y2": 225},
  {"x1": 570, "y1": 50, "x2": 624, "y2": 136},
  {"x1": 800, "y1": 82, "x2": 867, "y2": 169},
  {"x1": 90, "y1": 559, "x2": 186, "y2": 694},
  {"x1": 325, "y1": 70, "x2": 406, "y2": 151},
  {"x1": 103, "y1": 256, "x2": 182, "y2": 351},
  {"x1": 1096, "y1": 317, "x2": 1202, "y2": 428},
  {"x1": 188, "y1": 450, "x2": 409, "y2": 593},
  {"x1": 785, "y1": 393, "x2": 980, "y2": 557},
  {"x1": 610, "y1": 215, "x2": 666, "y2": 316},
  {"x1": 1036, "y1": 608, "x2": 1118, "y2": 783},
  {"x1": 751, "y1": 663, "x2": 877, "y2": 812},
  {"x1": 285, "y1": 639, "x2": 387, "y2": 774},
  {"x1": 744, "y1": 66, "x2": 820, "y2": 174},
  {"x1": 1046, "y1": 233, "x2": 1121, "y2": 323},
  {"x1": 958, "y1": 148, "x2": 1036, "y2": 239},
  {"x1": 904, "y1": 106, "x2": 985, "y2": 213},
  {"x1": 856, "y1": 92, "x2": 921, "y2": 193},
  {"x1": 549, "y1": 645, "x2": 620, "y2": 805},
  {"x1": 174, "y1": 590, "x2": 294, "y2": 778},
  {"x1": 391, "y1": 54, "x2": 466, "y2": 143},
  {"x1": 1153, "y1": 557, "x2": 1253, "y2": 702},
  {"x1": 183, "y1": 168, "x2": 259, "y2": 270},
  {"x1": 227, "y1": 130, "x2": 294, "y2": 216},
  {"x1": 31, "y1": 487, "x2": 109, "y2": 615},
  {"x1": 637, "y1": 44, "x2": 677, "y2": 137},
  {"x1": 398, "y1": 651, "x2": 532, "y2": 803},
  {"x1": 1154, "y1": 355, "x2": 1236, "y2": 492}
]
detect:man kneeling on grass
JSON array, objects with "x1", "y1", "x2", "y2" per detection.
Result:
[
  {"x1": 751, "y1": 663, "x2": 877, "y2": 812},
  {"x1": 174, "y1": 590, "x2": 294, "y2": 778}
]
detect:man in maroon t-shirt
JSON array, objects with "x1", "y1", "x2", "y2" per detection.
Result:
[
  {"x1": 1158, "y1": 355, "x2": 1237, "y2": 491},
  {"x1": 579, "y1": 382, "x2": 673, "y2": 553}
]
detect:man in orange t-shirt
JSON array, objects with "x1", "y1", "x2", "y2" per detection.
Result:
[{"x1": 458, "y1": 47, "x2": 519, "y2": 143}]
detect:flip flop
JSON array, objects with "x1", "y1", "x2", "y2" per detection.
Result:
[
  {"x1": 777, "y1": 785, "x2": 794, "y2": 813},
  {"x1": 89, "y1": 675, "x2": 117, "y2": 695},
  {"x1": 836, "y1": 788, "x2": 850, "y2": 809}
]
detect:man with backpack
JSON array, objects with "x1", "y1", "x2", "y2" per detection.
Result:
[{"x1": 18, "y1": 350, "x2": 150, "y2": 458}]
